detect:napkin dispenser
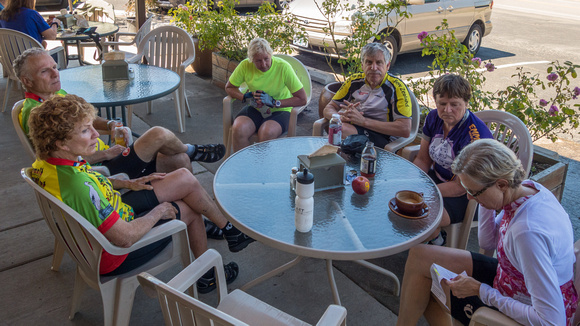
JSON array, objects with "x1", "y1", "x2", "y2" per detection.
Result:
[
  {"x1": 102, "y1": 52, "x2": 129, "y2": 81},
  {"x1": 297, "y1": 153, "x2": 346, "y2": 191},
  {"x1": 57, "y1": 9, "x2": 75, "y2": 28}
]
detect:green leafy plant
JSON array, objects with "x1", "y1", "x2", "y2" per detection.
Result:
[
  {"x1": 170, "y1": 0, "x2": 306, "y2": 62},
  {"x1": 407, "y1": 20, "x2": 580, "y2": 142},
  {"x1": 313, "y1": 0, "x2": 409, "y2": 80}
]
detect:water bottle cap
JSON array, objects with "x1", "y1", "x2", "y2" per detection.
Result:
[
  {"x1": 366, "y1": 141, "x2": 374, "y2": 147},
  {"x1": 332, "y1": 113, "x2": 340, "y2": 119},
  {"x1": 296, "y1": 168, "x2": 314, "y2": 184}
]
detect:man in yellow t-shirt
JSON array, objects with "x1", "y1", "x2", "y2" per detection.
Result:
[{"x1": 225, "y1": 37, "x2": 307, "y2": 152}]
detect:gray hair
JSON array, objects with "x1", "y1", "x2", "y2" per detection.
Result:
[
  {"x1": 451, "y1": 139, "x2": 526, "y2": 189},
  {"x1": 13, "y1": 48, "x2": 50, "y2": 79},
  {"x1": 247, "y1": 37, "x2": 273, "y2": 61},
  {"x1": 361, "y1": 42, "x2": 391, "y2": 65}
]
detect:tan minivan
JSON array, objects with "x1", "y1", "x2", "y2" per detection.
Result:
[{"x1": 286, "y1": 0, "x2": 493, "y2": 65}]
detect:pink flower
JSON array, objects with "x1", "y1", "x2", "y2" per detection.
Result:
[
  {"x1": 539, "y1": 99, "x2": 548, "y2": 107},
  {"x1": 418, "y1": 31, "x2": 428, "y2": 43},
  {"x1": 485, "y1": 62, "x2": 495, "y2": 72},
  {"x1": 547, "y1": 72, "x2": 558, "y2": 81},
  {"x1": 573, "y1": 87, "x2": 580, "y2": 99},
  {"x1": 549, "y1": 105, "x2": 559, "y2": 116},
  {"x1": 471, "y1": 57, "x2": 482, "y2": 67}
]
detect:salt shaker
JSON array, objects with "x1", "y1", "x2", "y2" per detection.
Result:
[
  {"x1": 295, "y1": 168, "x2": 314, "y2": 232},
  {"x1": 290, "y1": 167, "x2": 298, "y2": 191}
]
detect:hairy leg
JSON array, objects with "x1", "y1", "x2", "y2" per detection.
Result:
[
  {"x1": 173, "y1": 200, "x2": 207, "y2": 258},
  {"x1": 133, "y1": 126, "x2": 188, "y2": 162},
  {"x1": 396, "y1": 244, "x2": 473, "y2": 326},
  {"x1": 156, "y1": 152, "x2": 192, "y2": 173},
  {"x1": 257, "y1": 120, "x2": 282, "y2": 142},
  {"x1": 151, "y1": 168, "x2": 229, "y2": 229},
  {"x1": 232, "y1": 116, "x2": 257, "y2": 152}
]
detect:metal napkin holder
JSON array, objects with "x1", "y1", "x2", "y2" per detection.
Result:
[
  {"x1": 298, "y1": 153, "x2": 346, "y2": 191},
  {"x1": 102, "y1": 52, "x2": 129, "y2": 81}
]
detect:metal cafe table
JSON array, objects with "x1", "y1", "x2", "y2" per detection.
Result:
[
  {"x1": 60, "y1": 63, "x2": 180, "y2": 126},
  {"x1": 213, "y1": 137, "x2": 443, "y2": 305},
  {"x1": 56, "y1": 21, "x2": 119, "y2": 66}
]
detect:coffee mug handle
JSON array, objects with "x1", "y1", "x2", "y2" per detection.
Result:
[{"x1": 419, "y1": 192, "x2": 423, "y2": 197}]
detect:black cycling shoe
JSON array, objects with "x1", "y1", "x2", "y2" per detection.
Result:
[
  {"x1": 225, "y1": 231, "x2": 255, "y2": 253},
  {"x1": 204, "y1": 219, "x2": 224, "y2": 240},
  {"x1": 188, "y1": 144, "x2": 226, "y2": 163},
  {"x1": 196, "y1": 262, "x2": 239, "y2": 294}
]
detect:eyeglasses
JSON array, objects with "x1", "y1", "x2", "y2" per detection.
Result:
[{"x1": 460, "y1": 180, "x2": 493, "y2": 198}]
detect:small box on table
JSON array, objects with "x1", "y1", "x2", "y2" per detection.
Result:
[
  {"x1": 298, "y1": 153, "x2": 346, "y2": 191},
  {"x1": 102, "y1": 52, "x2": 129, "y2": 81}
]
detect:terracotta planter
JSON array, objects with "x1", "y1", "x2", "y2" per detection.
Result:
[
  {"x1": 191, "y1": 37, "x2": 213, "y2": 78},
  {"x1": 211, "y1": 52, "x2": 239, "y2": 89},
  {"x1": 318, "y1": 81, "x2": 343, "y2": 118},
  {"x1": 530, "y1": 145, "x2": 568, "y2": 202}
]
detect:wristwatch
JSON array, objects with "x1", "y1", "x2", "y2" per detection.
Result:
[{"x1": 275, "y1": 100, "x2": 281, "y2": 108}]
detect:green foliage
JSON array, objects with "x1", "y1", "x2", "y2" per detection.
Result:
[
  {"x1": 313, "y1": 0, "x2": 409, "y2": 79},
  {"x1": 407, "y1": 20, "x2": 580, "y2": 142},
  {"x1": 170, "y1": 0, "x2": 306, "y2": 62}
]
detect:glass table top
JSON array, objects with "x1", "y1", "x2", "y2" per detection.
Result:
[
  {"x1": 59, "y1": 64, "x2": 180, "y2": 107},
  {"x1": 214, "y1": 137, "x2": 443, "y2": 260}
]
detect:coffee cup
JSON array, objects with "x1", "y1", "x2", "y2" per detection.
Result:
[{"x1": 395, "y1": 190, "x2": 424, "y2": 215}]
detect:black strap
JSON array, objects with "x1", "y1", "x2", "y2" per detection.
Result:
[{"x1": 86, "y1": 31, "x2": 103, "y2": 61}]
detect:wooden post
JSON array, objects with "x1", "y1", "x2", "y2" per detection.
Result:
[
  {"x1": 68, "y1": 0, "x2": 73, "y2": 13},
  {"x1": 135, "y1": 0, "x2": 146, "y2": 29}
]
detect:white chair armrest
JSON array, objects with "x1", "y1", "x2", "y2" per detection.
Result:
[
  {"x1": 92, "y1": 165, "x2": 111, "y2": 176},
  {"x1": 313, "y1": 117, "x2": 329, "y2": 136},
  {"x1": 468, "y1": 307, "x2": 521, "y2": 326},
  {"x1": 102, "y1": 220, "x2": 187, "y2": 255},
  {"x1": 401, "y1": 144, "x2": 420, "y2": 162},
  {"x1": 107, "y1": 173, "x2": 129, "y2": 180},
  {"x1": 316, "y1": 304, "x2": 347, "y2": 326},
  {"x1": 114, "y1": 31, "x2": 137, "y2": 41},
  {"x1": 126, "y1": 54, "x2": 142, "y2": 64}
]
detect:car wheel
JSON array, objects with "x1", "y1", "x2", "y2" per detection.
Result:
[
  {"x1": 379, "y1": 34, "x2": 398, "y2": 66},
  {"x1": 463, "y1": 24, "x2": 483, "y2": 54}
]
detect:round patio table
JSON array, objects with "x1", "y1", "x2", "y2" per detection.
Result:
[
  {"x1": 213, "y1": 136, "x2": 443, "y2": 304},
  {"x1": 57, "y1": 21, "x2": 119, "y2": 65},
  {"x1": 60, "y1": 63, "x2": 180, "y2": 125}
]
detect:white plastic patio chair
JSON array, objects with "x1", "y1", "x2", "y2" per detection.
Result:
[
  {"x1": 312, "y1": 85, "x2": 420, "y2": 154},
  {"x1": 138, "y1": 249, "x2": 347, "y2": 326},
  {"x1": 0, "y1": 28, "x2": 66, "y2": 112},
  {"x1": 22, "y1": 168, "x2": 192, "y2": 326},
  {"x1": 101, "y1": 15, "x2": 153, "y2": 61},
  {"x1": 401, "y1": 110, "x2": 533, "y2": 250},
  {"x1": 466, "y1": 239, "x2": 580, "y2": 326},
  {"x1": 222, "y1": 54, "x2": 313, "y2": 158},
  {"x1": 129, "y1": 26, "x2": 195, "y2": 133}
]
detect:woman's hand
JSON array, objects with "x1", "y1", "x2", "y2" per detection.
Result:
[
  {"x1": 103, "y1": 145, "x2": 126, "y2": 159},
  {"x1": 121, "y1": 173, "x2": 167, "y2": 191},
  {"x1": 444, "y1": 274, "x2": 482, "y2": 299}
]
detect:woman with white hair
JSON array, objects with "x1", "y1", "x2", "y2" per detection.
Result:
[
  {"x1": 396, "y1": 139, "x2": 577, "y2": 326},
  {"x1": 225, "y1": 37, "x2": 307, "y2": 152}
]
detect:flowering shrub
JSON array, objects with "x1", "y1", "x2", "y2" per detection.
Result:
[
  {"x1": 170, "y1": 0, "x2": 306, "y2": 62},
  {"x1": 407, "y1": 20, "x2": 580, "y2": 142}
]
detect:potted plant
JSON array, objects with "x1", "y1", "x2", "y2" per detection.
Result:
[
  {"x1": 407, "y1": 21, "x2": 580, "y2": 201},
  {"x1": 172, "y1": 0, "x2": 306, "y2": 86}
]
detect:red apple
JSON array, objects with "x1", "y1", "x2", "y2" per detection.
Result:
[{"x1": 352, "y1": 176, "x2": 370, "y2": 195}]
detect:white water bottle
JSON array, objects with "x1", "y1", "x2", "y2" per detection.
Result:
[
  {"x1": 295, "y1": 168, "x2": 314, "y2": 232},
  {"x1": 328, "y1": 113, "x2": 342, "y2": 146}
]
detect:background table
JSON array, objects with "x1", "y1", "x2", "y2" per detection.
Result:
[
  {"x1": 60, "y1": 63, "x2": 180, "y2": 125},
  {"x1": 57, "y1": 21, "x2": 119, "y2": 65},
  {"x1": 213, "y1": 137, "x2": 443, "y2": 303}
]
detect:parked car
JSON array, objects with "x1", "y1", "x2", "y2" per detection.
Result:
[
  {"x1": 285, "y1": 0, "x2": 493, "y2": 65},
  {"x1": 35, "y1": 0, "x2": 70, "y2": 11}
]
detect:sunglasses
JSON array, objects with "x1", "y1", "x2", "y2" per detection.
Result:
[{"x1": 460, "y1": 179, "x2": 493, "y2": 198}]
